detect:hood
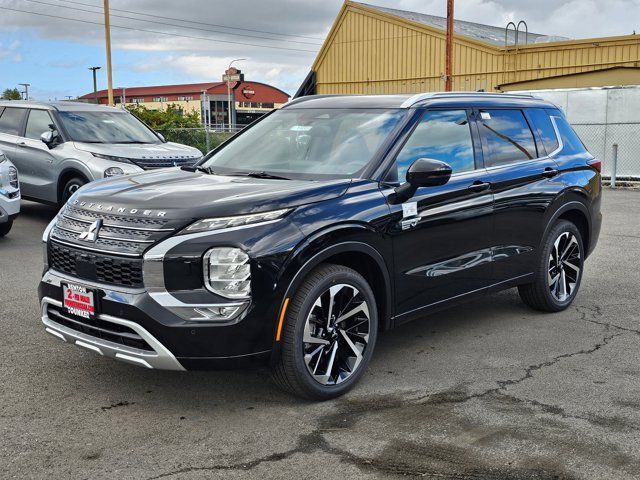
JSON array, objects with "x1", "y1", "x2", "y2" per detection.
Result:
[
  {"x1": 74, "y1": 141, "x2": 202, "y2": 160},
  {"x1": 71, "y1": 169, "x2": 351, "y2": 221}
]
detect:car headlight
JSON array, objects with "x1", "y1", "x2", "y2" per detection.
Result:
[
  {"x1": 9, "y1": 166, "x2": 18, "y2": 189},
  {"x1": 203, "y1": 247, "x2": 251, "y2": 299},
  {"x1": 104, "y1": 166, "x2": 125, "y2": 177},
  {"x1": 183, "y1": 208, "x2": 290, "y2": 234},
  {"x1": 91, "y1": 152, "x2": 133, "y2": 164}
]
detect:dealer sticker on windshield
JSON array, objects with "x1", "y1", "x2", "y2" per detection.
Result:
[{"x1": 63, "y1": 283, "x2": 95, "y2": 319}]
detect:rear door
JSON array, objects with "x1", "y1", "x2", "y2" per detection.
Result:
[
  {"x1": 0, "y1": 107, "x2": 26, "y2": 174},
  {"x1": 478, "y1": 108, "x2": 561, "y2": 282},
  {"x1": 12, "y1": 109, "x2": 60, "y2": 201},
  {"x1": 385, "y1": 109, "x2": 495, "y2": 322}
]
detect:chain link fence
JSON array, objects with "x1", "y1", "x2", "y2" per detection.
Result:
[{"x1": 155, "y1": 128, "x2": 237, "y2": 154}]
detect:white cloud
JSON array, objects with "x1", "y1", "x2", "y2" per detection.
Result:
[{"x1": 0, "y1": 40, "x2": 22, "y2": 63}]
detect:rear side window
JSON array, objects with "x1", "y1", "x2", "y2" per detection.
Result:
[
  {"x1": 25, "y1": 109, "x2": 54, "y2": 140},
  {"x1": 0, "y1": 107, "x2": 27, "y2": 136},
  {"x1": 478, "y1": 109, "x2": 537, "y2": 167},
  {"x1": 527, "y1": 109, "x2": 559, "y2": 155},
  {"x1": 395, "y1": 109, "x2": 475, "y2": 182},
  {"x1": 552, "y1": 116, "x2": 587, "y2": 154}
]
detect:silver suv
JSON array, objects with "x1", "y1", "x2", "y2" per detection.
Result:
[{"x1": 0, "y1": 101, "x2": 202, "y2": 206}]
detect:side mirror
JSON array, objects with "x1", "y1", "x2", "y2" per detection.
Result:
[
  {"x1": 40, "y1": 131, "x2": 56, "y2": 149},
  {"x1": 393, "y1": 158, "x2": 452, "y2": 203}
]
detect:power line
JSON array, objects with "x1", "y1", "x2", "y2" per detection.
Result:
[
  {"x1": 19, "y1": 0, "x2": 322, "y2": 46},
  {"x1": 2, "y1": 6, "x2": 319, "y2": 53},
  {"x1": 45, "y1": 0, "x2": 325, "y2": 42}
]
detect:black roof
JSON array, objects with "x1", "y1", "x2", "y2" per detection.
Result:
[{"x1": 284, "y1": 93, "x2": 558, "y2": 110}]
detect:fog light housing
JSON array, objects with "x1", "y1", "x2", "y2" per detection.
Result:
[
  {"x1": 104, "y1": 167, "x2": 125, "y2": 177},
  {"x1": 203, "y1": 247, "x2": 251, "y2": 299},
  {"x1": 166, "y1": 304, "x2": 247, "y2": 322}
]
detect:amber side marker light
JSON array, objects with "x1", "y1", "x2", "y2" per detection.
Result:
[{"x1": 275, "y1": 298, "x2": 290, "y2": 341}]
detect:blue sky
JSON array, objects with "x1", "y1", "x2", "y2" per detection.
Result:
[{"x1": 1, "y1": 0, "x2": 639, "y2": 101}]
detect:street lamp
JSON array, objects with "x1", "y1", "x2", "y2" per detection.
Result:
[
  {"x1": 89, "y1": 66, "x2": 101, "y2": 104},
  {"x1": 19, "y1": 83, "x2": 30, "y2": 100},
  {"x1": 226, "y1": 58, "x2": 246, "y2": 130}
]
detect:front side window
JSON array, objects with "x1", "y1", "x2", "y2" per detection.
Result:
[
  {"x1": 58, "y1": 111, "x2": 160, "y2": 144},
  {"x1": 202, "y1": 108, "x2": 406, "y2": 179},
  {"x1": 25, "y1": 109, "x2": 54, "y2": 140},
  {"x1": 478, "y1": 109, "x2": 537, "y2": 167},
  {"x1": 0, "y1": 107, "x2": 27, "y2": 136},
  {"x1": 394, "y1": 109, "x2": 475, "y2": 182}
]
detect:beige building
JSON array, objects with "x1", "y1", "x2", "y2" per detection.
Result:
[{"x1": 296, "y1": 1, "x2": 640, "y2": 95}]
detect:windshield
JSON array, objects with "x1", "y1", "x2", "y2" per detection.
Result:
[
  {"x1": 59, "y1": 111, "x2": 161, "y2": 144},
  {"x1": 201, "y1": 108, "x2": 406, "y2": 179}
]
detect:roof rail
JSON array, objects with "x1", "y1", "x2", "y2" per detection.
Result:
[
  {"x1": 282, "y1": 94, "x2": 345, "y2": 108},
  {"x1": 401, "y1": 91, "x2": 540, "y2": 107}
]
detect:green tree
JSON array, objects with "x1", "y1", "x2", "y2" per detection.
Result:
[
  {"x1": 1, "y1": 88, "x2": 22, "y2": 100},
  {"x1": 126, "y1": 103, "x2": 201, "y2": 129}
]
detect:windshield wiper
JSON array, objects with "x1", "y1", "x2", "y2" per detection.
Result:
[
  {"x1": 181, "y1": 165, "x2": 216, "y2": 174},
  {"x1": 240, "y1": 171, "x2": 291, "y2": 180}
]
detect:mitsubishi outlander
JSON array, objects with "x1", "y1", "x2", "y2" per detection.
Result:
[{"x1": 38, "y1": 93, "x2": 602, "y2": 399}]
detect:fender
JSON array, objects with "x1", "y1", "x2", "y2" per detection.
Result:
[
  {"x1": 270, "y1": 226, "x2": 394, "y2": 357},
  {"x1": 541, "y1": 195, "x2": 591, "y2": 250}
]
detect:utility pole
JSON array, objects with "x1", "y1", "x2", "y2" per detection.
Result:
[
  {"x1": 225, "y1": 58, "x2": 245, "y2": 131},
  {"x1": 103, "y1": 0, "x2": 114, "y2": 106},
  {"x1": 89, "y1": 66, "x2": 101, "y2": 104},
  {"x1": 445, "y1": 0, "x2": 454, "y2": 91},
  {"x1": 19, "y1": 83, "x2": 30, "y2": 100}
]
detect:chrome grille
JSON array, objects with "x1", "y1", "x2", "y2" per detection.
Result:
[
  {"x1": 50, "y1": 205, "x2": 179, "y2": 257},
  {"x1": 133, "y1": 157, "x2": 199, "y2": 169}
]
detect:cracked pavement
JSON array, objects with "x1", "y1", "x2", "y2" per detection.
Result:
[{"x1": 1, "y1": 189, "x2": 639, "y2": 479}]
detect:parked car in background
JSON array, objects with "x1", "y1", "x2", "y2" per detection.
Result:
[
  {"x1": 38, "y1": 93, "x2": 601, "y2": 399},
  {"x1": 0, "y1": 148, "x2": 20, "y2": 237},
  {"x1": 0, "y1": 101, "x2": 202, "y2": 206}
]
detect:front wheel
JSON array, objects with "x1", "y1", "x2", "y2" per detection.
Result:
[
  {"x1": 0, "y1": 219, "x2": 13, "y2": 237},
  {"x1": 60, "y1": 176, "x2": 87, "y2": 206},
  {"x1": 518, "y1": 220, "x2": 584, "y2": 312},
  {"x1": 271, "y1": 264, "x2": 378, "y2": 400}
]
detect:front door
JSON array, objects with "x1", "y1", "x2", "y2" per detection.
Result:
[
  {"x1": 384, "y1": 109, "x2": 495, "y2": 322},
  {"x1": 12, "y1": 109, "x2": 59, "y2": 201}
]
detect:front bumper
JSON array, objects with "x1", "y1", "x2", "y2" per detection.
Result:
[
  {"x1": 0, "y1": 190, "x2": 20, "y2": 224},
  {"x1": 38, "y1": 269, "x2": 274, "y2": 370}
]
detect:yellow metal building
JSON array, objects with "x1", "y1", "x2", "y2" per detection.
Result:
[{"x1": 299, "y1": 1, "x2": 640, "y2": 95}]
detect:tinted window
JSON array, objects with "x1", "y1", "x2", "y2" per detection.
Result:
[
  {"x1": 527, "y1": 108, "x2": 559, "y2": 155},
  {"x1": 25, "y1": 109, "x2": 54, "y2": 140},
  {"x1": 58, "y1": 111, "x2": 161, "y2": 144},
  {"x1": 0, "y1": 108, "x2": 27, "y2": 136},
  {"x1": 395, "y1": 110, "x2": 475, "y2": 182},
  {"x1": 478, "y1": 109, "x2": 537, "y2": 167},
  {"x1": 553, "y1": 116, "x2": 587, "y2": 154}
]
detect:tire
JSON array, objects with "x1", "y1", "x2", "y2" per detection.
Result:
[
  {"x1": 271, "y1": 263, "x2": 378, "y2": 400},
  {"x1": 0, "y1": 219, "x2": 13, "y2": 237},
  {"x1": 518, "y1": 220, "x2": 584, "y2": 312},
  {"x1": 60, "y1": 176, "x2": 87, "y2": 206}
]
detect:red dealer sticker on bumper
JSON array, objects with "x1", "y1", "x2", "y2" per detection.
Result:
[{"x1": 63, "y1": 283, "x2": 95, "y2": 319}]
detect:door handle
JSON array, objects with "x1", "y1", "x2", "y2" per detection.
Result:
[
  {"x1": 468, "y1": 181, "x2": 491, "y2": 193},
  {"x1": 542, "y1": 167, "x2": 559, "y2": 178},
  {"x1": 17, "y1": 141, "x2": 26, "y2": 147}
]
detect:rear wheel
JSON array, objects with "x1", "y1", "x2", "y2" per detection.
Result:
[
  {"x1": 271, "y1": 264, "x2": 378, "y2": 400},
  {"x1": 0, "y1": 219, "x2": 13, "y2": 237},
  {"x1": 518, "y1": 220, "x2": 584, "y2": 312},
  {"x1": 60, "y1": 176, "x2": 87, "y2": 206}
]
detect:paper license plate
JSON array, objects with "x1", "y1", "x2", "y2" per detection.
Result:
[{"x1": 62, "y1": 283, "x2": 96, "y2": 319}]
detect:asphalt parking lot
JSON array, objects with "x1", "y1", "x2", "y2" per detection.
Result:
[{"x1": 1, "y1": 189, "x2": 640, "y2": 480}]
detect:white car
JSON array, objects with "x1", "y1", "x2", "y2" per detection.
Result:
[{"x1": 0, "y1": 149, "x2": 20, "y2": 237}]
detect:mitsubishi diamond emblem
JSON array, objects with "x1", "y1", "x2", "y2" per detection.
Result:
[{"x1": 78, "y1": 219, "x2": 103, "y2": 242}]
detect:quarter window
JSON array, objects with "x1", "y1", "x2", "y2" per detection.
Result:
[
  {"x1": 395, "y1": 109, "x2": 475, "y2": 182},
  {"x1": 478, "y1": 109, "x2": 537, "y2": 167},
  {"x1": 553, "y1": 116, "x2": 587, "y2": 154},
  {"x1": 0, "y1": 107, "x2": 27, "y2": 136},
  {"x1": 527, "y1": 109, "x2": 559, "y2": 155},
  {"x1": 25, "y1": 110, "x2": 54, "y2": 140}
]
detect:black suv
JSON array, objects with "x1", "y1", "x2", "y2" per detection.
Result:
[{"x1": 39, "y1": 93, "x2": 602, "y2": 399}]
